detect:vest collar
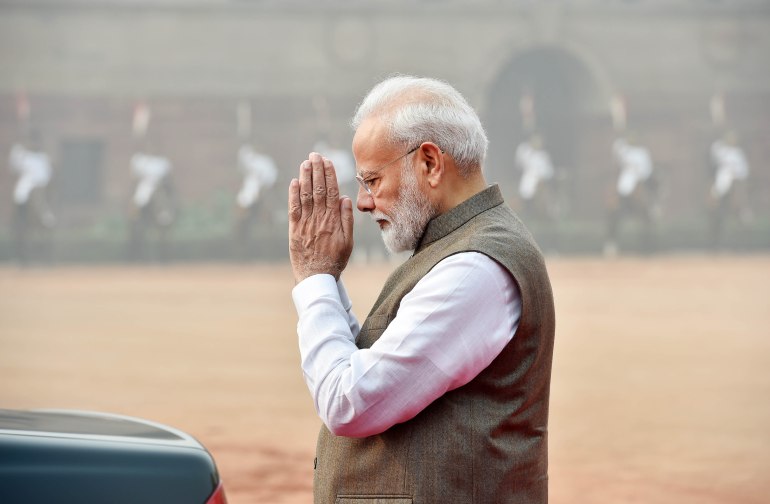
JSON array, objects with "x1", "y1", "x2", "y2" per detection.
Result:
[{"x1": 415, "y1": 184, "x2": 504, "y2": 253}]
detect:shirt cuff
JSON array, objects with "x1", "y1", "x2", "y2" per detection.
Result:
[
  {"x1": 292, "y1": 273, "x2": 340, "y2": 314},
  {"x1": 336, "y1": 278, "x2": 354, "y2": 313}
]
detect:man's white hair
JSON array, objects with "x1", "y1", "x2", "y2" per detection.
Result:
[{"x1": 351, "y1": 75, "x2": 488, "y2": 177}]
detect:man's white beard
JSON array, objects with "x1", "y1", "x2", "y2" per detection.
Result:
[{"x1": 371, "y1": 164, "x2": 438, "y2": 254}]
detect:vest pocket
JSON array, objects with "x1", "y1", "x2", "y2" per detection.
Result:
[{"x1": 336, "y1": 497, "x2": 412, "y2": 504}]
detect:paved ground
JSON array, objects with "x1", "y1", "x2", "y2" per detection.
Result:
[{"x1": 1, "y1": 255, "x2": 768, "y2": 503}]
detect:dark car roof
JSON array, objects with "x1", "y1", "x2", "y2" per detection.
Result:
[
  {"x1": 0, "y1": 409, "x2": 220, "y2": 504},
  {"x1": 0, "y1": 409, "x2": 197, "y2": 445}
]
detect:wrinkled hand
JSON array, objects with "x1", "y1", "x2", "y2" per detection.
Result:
[{"x1": 288, "y1": 152, "x2": 354, "y2": 283}]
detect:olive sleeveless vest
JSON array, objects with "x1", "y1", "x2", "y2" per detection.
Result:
[{"x1": 314, "y1": 185, "x2": 555, "y2": 504}]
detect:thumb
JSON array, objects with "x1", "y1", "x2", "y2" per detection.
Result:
[{"x1": 340, "y1": 196, "x2": 354, "y2": 241}]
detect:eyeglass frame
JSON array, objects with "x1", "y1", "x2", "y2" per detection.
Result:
[{"x1": 355, "y1": 145, "x2": 420, "y2": 196}]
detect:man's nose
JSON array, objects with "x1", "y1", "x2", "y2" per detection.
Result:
[{"x1": 356, "y1": 185, "x2": 374, "y2": 213}]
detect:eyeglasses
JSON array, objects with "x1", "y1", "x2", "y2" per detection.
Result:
[{"x1": 355, "y1": 145, "x2": 419, "y2": 195}]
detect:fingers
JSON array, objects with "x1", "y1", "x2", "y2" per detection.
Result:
[
  {"x1": 294, "y1": 152, "x2": 349, "y2": 219},
  {"x1": 288, "y1": 178, "x2": 300, "y2": 224},
  {"x1": 310, "y1": 152, "x2": 326, "y2": 207},
  {"x1": 289, "y1": 154, "x2": 353, "y2": 282},
  {"x1": 300, "y1": 152, "x2": 340, "y2": 213},
  {"x1": 340, "y1": 196, "x2": 354, "y2": 243},
  {"x1": 324, "y1": 158, "x2": 340, "y2": 209},
  {"x1": 299, "y1": 159, "x2": 313, "y2": 216}
]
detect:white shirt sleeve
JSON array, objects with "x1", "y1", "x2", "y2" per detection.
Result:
[
  {"x1": 292, "y1": 251, "x2": 521, "y2": 438},
  {"x1": 335, "y1": 278, "x2": 361, "y2": 337}
]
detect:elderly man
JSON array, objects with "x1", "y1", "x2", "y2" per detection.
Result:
[{"x1": 288, "y1": 75, "x2": 555, "y2": 503}]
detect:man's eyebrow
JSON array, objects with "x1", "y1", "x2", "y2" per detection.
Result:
[{"x1": 357, "y1": 167, "x2": 378, "y2": 179}]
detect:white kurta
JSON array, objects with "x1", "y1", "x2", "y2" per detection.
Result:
[{"x1": 292, "y1": 251, "x2": 521, "y2": 438}]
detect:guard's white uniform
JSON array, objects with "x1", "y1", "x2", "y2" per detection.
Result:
[
  {"x1": 710, "y1": 140, "x2": 749, "y2": 199},
  {"x1": 130, "y1": 153, "x2": 172, "y2": 208},
  {"x1": 9, "y1": 144, "x2": 52, "y2": 205},
  {"x1": 612, "y1": 138, "x2": 653, "y2": 197},
  {"x1": 515, "y1": 141, "x2": 554, "y2": 201},
  {"x1": 237, "y1": 145, "x2": 278, "y2": 209}
]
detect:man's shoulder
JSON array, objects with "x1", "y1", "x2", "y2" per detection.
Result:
[{"x1": 440, "y1": 205, "x2": 540, "y2": 260}]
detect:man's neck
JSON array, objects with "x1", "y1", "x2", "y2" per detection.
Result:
[{"x1": 437, "y1": 170, "x2": 488, "y2": 215}]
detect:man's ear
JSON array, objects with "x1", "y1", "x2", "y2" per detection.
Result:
[{"x1": 420, "y1": 142, "x2": 444, "y2": 188}]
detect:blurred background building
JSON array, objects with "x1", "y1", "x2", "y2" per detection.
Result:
[{"x1": 1, "y1": 0, "x2": 768, "y2": 262}]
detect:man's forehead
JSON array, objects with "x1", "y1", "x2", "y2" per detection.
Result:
[
  {"x1": 352, "y1": 117, "x2": 394, "y2": 168},
  {"x1": 353, "y1": 116, "x2": 387, "y2": 146}
]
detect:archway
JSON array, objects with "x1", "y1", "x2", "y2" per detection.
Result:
[{"x1": 483, "y1": 46, "x2": 612, "y2": 219}]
